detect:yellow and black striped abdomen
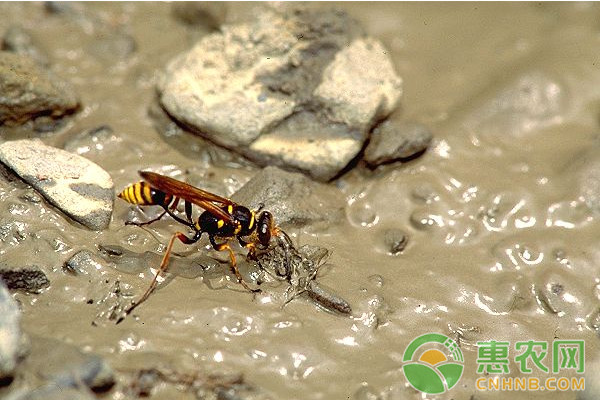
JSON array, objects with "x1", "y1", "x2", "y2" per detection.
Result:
[{"x1": 118, "y1": 181, "x2": 172, "y2": 206}]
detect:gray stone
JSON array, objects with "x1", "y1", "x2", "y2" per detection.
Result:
[
  {"x1": 0, "y1": 52, "x2": 79, "y2": 125},
  {"x1": 159, "y1": 8, "x2": 402, "y2": 181},
  {"x1": 24, "y1": 336, "x2": 114, "y2": 391},
  {"x1": 365, "y1": 121, "x2": 433, "y2": 167},
  {"x1": 0, "y1": 265, "x2": 49, "y2": 293},
  {"x1": 0, "y1": 280, "x2": 23, "y2": 380},
  {"x1": 63, "y1": 250, "x2": 105, "y2": 276},
  {"x1": 171, "y1": 2, "x2": 227, "y2": 29},
  {"x1": 1, "y1": 26, "x2": 49, "y2": 67},
  {"x1": 381, "y1": 228, "x2": 409, "y2": 255},
  {"x1": 62, "y1": 125, "x2": 120, "y2": 157},
  {"x1": 0, "y1": 140, "x2": 114, "y2": 230},
  {"x1": 460, "y1": 71, "x2": 565, "y2": 137},
  {"x1": 6, "y1": 386, "x2": 96, "y2": 400},
  {"x1": 231, "y1": 166, "x2": 344, "y2": 228}
]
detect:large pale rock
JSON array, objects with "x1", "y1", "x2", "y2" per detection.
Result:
[
  {"x1": 159, "y1": 8, "x2": 402, "y2": 181},
  {"x1": 0, "y1": 140, "x2": 113, "y2": 230}
]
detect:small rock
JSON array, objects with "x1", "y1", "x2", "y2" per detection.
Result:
[
  {"x1": 171, "y1": 2, "x2": 227, "y2": 29},
  {"x1": 0, "y1": 52, "x2": 79, "y2": 125},
  {"x1": 88, "y1": 33, "x2": 136, "y2": 61},
  {"x1": 32, "y1": 115, "x2": 66, "y2": 133},
  {"x1": 0, "y1": 265, "x2": 49, "y2": 293},
  {"x1": 460, "y1": 71, "x2": 565, "y2": 137},
  {"x1": 364, "y1": 121, "x2": 433, "y2": 167},
  {"x1": 24, "y1": 336, "x2": 114, "y2": 392},
  {"x1": 7, "y1": 386, "x2": 97, "y2": 400},
  {"x1": 1, "y1": 26, "x2": 49, "y2": 66},
  {"x1": 231, "y1": 166, "x2": 344, "y2": 227},
  {"x1": 158, "y1": 8, "x2": 401, "y2": 181},
  {"x1": 307, "y1": 281, "x2": 352, "y2": 315},
  {"x1": 63, "y1": 250, "x2": 106, "y2": 276},
  {"x1": 381, "y1": 228, "x2": 409, "y2": 255},
  {"x1": 0, "y1": 140, "x2": 114, "y2": 230},
  {"x1": 63, "y1": 125, "x2": 120, "y2": 157},
  {"x1": 0, "y1": 279, "x2": 24, "y2": 381}
]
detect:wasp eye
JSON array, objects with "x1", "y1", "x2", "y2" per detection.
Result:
[{"x1": 257, "y1": 211, "x2": 273, "y2": 248}]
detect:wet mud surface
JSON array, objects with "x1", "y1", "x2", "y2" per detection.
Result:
[{"x1": 1, "y1": 2, "x2": 600, "y2": 399}]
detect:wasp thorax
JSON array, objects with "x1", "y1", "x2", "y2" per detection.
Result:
[{"x1": 257, "y1": 211, "x2": 274, "y2": 248}]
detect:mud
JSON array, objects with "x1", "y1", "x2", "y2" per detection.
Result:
[{"x1": 0, "y1": 2, "x2": 599, "y2": 400}]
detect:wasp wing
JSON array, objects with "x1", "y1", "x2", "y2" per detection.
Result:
[{"x1": 139, "y1": 171, "x2": 235, "y2": 224}]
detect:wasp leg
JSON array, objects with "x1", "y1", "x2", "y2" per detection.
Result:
[
  {"x1": 125, "y1": 209, "x2": 169, "y2": 227},
  {"x1": 119, "y1": 230, "x2": 201, "y2": 321},
  {"x1": 237, "y1": 237, "x2": 257, "y2": 260},
  {"x1": 211, "y1": 236, "x2": 261, "y2": 293},
  {"x1": 126, "y1": 197, "x2": 183, "y2": 227}
]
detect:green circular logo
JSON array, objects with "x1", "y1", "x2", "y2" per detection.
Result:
[{"x1": 402, "y1": 333, "x2": 464, "y2": 394}]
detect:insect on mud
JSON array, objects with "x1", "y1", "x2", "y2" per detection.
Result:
[{"x1": 116, "y1": 170, "x2": 288, "y2": 320}]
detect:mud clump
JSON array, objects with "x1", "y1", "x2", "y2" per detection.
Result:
[{"x1": 0, "y1": 265, "x2": 49, "y2": 293}]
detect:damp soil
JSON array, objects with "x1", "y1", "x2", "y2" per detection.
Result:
[{"x1": 1, "y1": 3, "x2": 600, "y2": 400}]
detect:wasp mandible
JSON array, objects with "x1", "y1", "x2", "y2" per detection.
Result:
[{"x1": 117, "y1": 171, "x2": 281, "y2": 317}]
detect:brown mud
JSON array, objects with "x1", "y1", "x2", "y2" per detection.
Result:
[{"x1": 0, "y1": 3, "x2": 599, "y2": 399}]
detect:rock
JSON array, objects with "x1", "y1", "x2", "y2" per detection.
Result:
[
  {"x1": 0, "y1": 140, "x2": 114, "y2": 230},
  {"x1": 0, "y1": 52, "x2": 79, "y2": 125},
  {"x1": 7, "y1": 386, "x2": 97, "y2": 400},
  {"x1": 171, "y1": 2, "x2": 227, "y2": 29},
  {"x1": 0, "y1": 265, "x2": 49, "y2": 293},
  {"x1": 307, "y1": 281, "x2": 352, "y2": 315},
  {"x1": 231, "y1": 166, "x2": 344, "y2": 227},
  {"x1": 63, "y1": 250, "x2": 106, "y2": 276},
  {"x1": 364, "y1": 121, "x2": 433, "y2": 167},
  {"x1": 460, "y1": 71, "x2": 565, "y2": 137},
  {"x1": 63, "y1": 125, "x2": 121, "y2": 157},
  {"x1": 24, "y1": 336, "x2": 114, "y2": 392},
  {"x1": 159, "y1": 8, "x2": 401, "y2": 181},
  {"x1": 381, "y1": 228, "x2": 409, "y2": 255},
  {"x1": 0, "y1": 279, "x2": 24, "y2": 381},
  {"x1": 88, "y1": 32, "x2": 136, "y2": 61},
  {"x1": 1, "y1": 26, "x2": 49, "y2": 66}
]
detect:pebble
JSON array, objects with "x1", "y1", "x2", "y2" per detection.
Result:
[
  {"x1": 1, "y1": 26, "x2": 49, "y2": 66},
  {"x1": 6, "y1": 386, "x2": 97, "y2": 400},
  {"x1": 231, "y1": 166, "x2": 344, "y2": 227},
  {"x1": 0, "y1": 264, "x2": 49, "y2": 293},
  {"x1": 307, "y1": 281, "x2": 352, "y2": 315},
  {"x1": 171, "y1": 2, "x2": 227, "y2": 29},
  {"x1": 0, "y1": 52, "x2": 78, "y2": 125},
  {"x1": 23, "y1": 336, "x2": 115, "y2": 392},
  {"x1": 364, "y1": 120, "x2": 433, "y2": 167},
  {"x1": 63, "y1": 250, "x2": 106, "y2": 276},
  {"x1": 381, "y1": 228, "x2": 409, "y2": 255},
  {"x1": 158, "y1": 8, "x2": 402, "y2": 181},
  {"x1": 460, "y1": 71, "x2": 565, "y2": 137},
  {"x1": 0, "y1": 140, "x2": 114, "y2": 230},
  {"x1": 0, "y1": 279, "x2": 24, "y2": 381}
]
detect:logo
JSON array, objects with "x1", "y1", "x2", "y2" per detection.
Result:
[{"x1": 402, "y1": 333, "x2": 464, "y2": 394}]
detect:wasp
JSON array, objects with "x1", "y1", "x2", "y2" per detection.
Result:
[{"x1": 117, "y1": 170, "x2": 281, "y2": 318}]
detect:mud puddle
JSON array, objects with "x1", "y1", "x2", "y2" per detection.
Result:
[{"x1": 0, "y1": 3, "x2": 599, "y2": 400}]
